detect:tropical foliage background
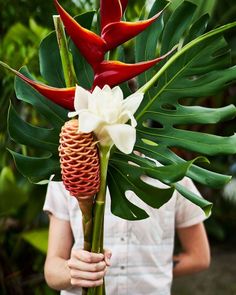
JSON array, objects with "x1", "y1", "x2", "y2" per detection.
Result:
[{"x1": 0, "y1": 0, "x2": 236, "y2": 294}]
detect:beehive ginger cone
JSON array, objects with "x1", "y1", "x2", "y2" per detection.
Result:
[{"x1": 59, "y1": 119, "x2": 100, "y2": 200}]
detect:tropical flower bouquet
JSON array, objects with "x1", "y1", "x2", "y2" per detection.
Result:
[{"x1": 1, "y1": 0, "x2": 236, "y2": 294}]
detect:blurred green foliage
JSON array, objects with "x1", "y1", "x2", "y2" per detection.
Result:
[
  {"x1": 0, "y1": 2, "x2": 60, "y2": 294},
  {"x1": 0, "y1": 0, "x2": 236, "y2": 294}
]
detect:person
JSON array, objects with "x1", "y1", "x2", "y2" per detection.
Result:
[{"x1": 43, "y1": 174, "x2": 210, "y2": 295}]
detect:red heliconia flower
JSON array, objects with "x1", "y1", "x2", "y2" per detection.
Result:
[
  {"x1": 54, "y1": 0, "x2": 163, "y2": 68},
  {"x1": 54, "y1": 0, "x2": 172, "y2": 89},
  {"x1": 0, "y1": 1, "x2": 174, "y2": 111},
  {"x1": 54, "y1": 0, "x2": 106, "y2": 66},
  {"x1": 0, "y1": 61, "x2": 75, "y2": 110},
  {"x1": 93, "y1": 48, "x2": 175, "y2": 89},
  {"x1": 59, "y1": 119, "x2": 100, "y2": 199},
  {"x1": 100, "y1": 0, "x2": 128, "y2": 31}
]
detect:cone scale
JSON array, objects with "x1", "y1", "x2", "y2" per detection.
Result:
[{"x1": 59, "y1": 119, "x2": 100, "y2": 200}]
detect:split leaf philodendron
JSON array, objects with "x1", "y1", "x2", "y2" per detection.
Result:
[{"x1": 1, "y1": 0, "x2": 236, "y2": 294}]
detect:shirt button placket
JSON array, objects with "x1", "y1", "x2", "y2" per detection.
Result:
[{"x1": 118, "y1": 228, "x2": 128, "y2": 294}]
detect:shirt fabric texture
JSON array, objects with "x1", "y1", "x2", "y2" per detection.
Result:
[{"x1": 43, "y1": 176, "x2": 207, "y2": 295}]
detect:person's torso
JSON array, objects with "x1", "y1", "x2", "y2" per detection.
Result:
[{"x1": 62, "y1": 178, "x2": 177, "y2": 295}]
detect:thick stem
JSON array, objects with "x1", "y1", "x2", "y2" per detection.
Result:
[
  {"x1": 79, "y1": 199, "x2": 94, "y2": 295},
  {"x1": 95, "y1": 0, "x2": 100, "y2": 11},
  {"x1": 91, "y1": 146, "x2": 109, "y2": 253},
  {"x1": 79, "y1": 199, "x2": 94, "y2": 251},
  {"x1": 53, "y1": 15, "x2": 76, "y2": 87},
  {"x1": 88, "y1": 146, "x2": 110, "y2": 295}
]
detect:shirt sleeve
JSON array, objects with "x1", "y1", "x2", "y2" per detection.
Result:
[
  {"x1": 175, "y1": 177, "x2": 208, "y2": 228},
  {"x1": 43, "y1": 181, "x2": 70, "y2": 221}
]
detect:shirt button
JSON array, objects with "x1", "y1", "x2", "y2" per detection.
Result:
[
  {"x1": 120, "y1": 266, "x2": 125, "y2": 270},
  {"x1": 120, "y1": 237, "x2": 125, "y2": 242}
]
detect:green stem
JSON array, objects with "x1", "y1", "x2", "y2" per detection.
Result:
[
  {"x1": 79, "y1": 199, "x2": 94, "y2": 295},
  {"x1": 79, "y1": 199, "x2": 94, "y2": 251},
  {"x1": 91, "y1": 146, "x2": 110, "y2": 253},
  {"x1": 95, "y1": 0, "x2": 100, "y2": 11},
  {"x1": 53, "y1": 15, "x2": 76, "y2": 87},
  {"x1": 88, "y1": 146, "x2": 110, "y2": 295}
]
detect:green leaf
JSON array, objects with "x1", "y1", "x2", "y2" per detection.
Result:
[
  {"x1": 174, "y1": 182, "x2": 212, "y2": 216},
  {"x1": 8, "y1": 104, "x2": 59, "y2": 154},
  {"x1": 39, "y1": 31, "x2": 66, "y2": 87},
  {"x1": 108, "y1": 166, "x2": 174, "y2": 220},
  {"x1": 0, "y1": 167, "x2": 28, "y2": 216},
  {"x1": 134, "y1": 139, "x2": 232, "y2": 188},
  {"x1": 108, "y1": 152, "x2": 205, "y2": 220},
  {"x1": 136, "y1": 0, "x2": 168, "y2": 86},
  {"x1": 161, "y1": 1, "x2": 197, "y2": 54},
  {"x1": 133, "y1": 19, "x2": 236, "y2": 182},
  {"x1": 111, "y1": 152, "x2": 207, "y2": 184},
  {"x1": 141, "y1": 104, "x2": 236, "y2": 125},
  {"x1": 22, "y1": 229, "x2": 48, "y2": 253},
  {"x1": 108, "y1": 152, "x2": 209, "y2": 220},
  {"x1": 139, "y1": 22, "x2": 236, "y2": 95},
  {"x1": 183, "y1": 14, "x2": 209, "y2": 45},
  {"x1": 8, "y1": 150, "x2": 61, "y2": 184},
  {"x1": 137, "y1": 126, "x2": 236, "y2": 156},
  {"x1": 7, "y1": 67, "x2": 67, "y2": 183}
]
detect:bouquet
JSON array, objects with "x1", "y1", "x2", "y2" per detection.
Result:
[{"x1": 1, "y1": 0, "x2": 236, "y2": 294}]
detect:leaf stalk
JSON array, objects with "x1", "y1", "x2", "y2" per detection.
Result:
[{"x1": 53, "y1": 15, "x2": 77, "y2": 87}]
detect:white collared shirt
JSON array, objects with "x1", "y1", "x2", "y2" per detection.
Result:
[{"x1": 43, "y1": 177, "x2": 207, "y2": 295}]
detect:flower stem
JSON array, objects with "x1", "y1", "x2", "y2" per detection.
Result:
[
  {"x1": 53, "y1": 15, "x2": 76, "y2": 87},
  {"x1": 92, "y1": 146, "x2": 110, "y2": 253},
  {"x1": 88, "y1": 146, "x2": 110, "y2": 295},
  {"x1": 78, "y1": 199, "x2": 94, "y2": 251},
  {"x1": 95, "y1": 0, "x2": 100, "y2": 11},
  {"x1": 78, "y1": 199, "x2": 94, "y2": 295}
]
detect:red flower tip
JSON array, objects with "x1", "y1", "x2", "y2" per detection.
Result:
[
  {"x1": 54, "y1": 0, "x2": 106, "y2": 68},
  {"x1": 100, "y1": 0, "x2": 123, "y2": 31},
  {"x1": 102, "y1": 10, "x2": 164, "y2": 51},
  {"x1": 0, "y1": 61, "x2": 76, "y2": 110},
  {"x1": 93, "y1": 47, "x2": 176, "y2": 89}
]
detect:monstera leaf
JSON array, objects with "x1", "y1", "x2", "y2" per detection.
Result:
[
  {"x1": 108, "y1": 1, "x2": 236, "y2": 219},
  {"x1": 8, "y1": 67, "x2": 68, "y2": 183},
  {"x1": 6, "y1": 1, "x2": 236, "y2": 220}
]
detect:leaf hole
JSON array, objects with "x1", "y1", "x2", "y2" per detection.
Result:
[
  {"x1": 161, "y1": 103, "x2": 176, "y2": 111},
  {"x1": 141, "y1": 138, "x2": 158, "y2": 147},
  {"x1": 143, "y1": 120, "x2": 163, "y2": 129}
]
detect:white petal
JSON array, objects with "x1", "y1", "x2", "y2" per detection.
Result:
[
  {"x1": 92, "y1": 86, "x2": 102, "y2": 96},
  {"x1": 111, "y1": 86, "x2": 124, "y2": 102},
  {"x1": 91, "y1": 85, "x2": 122, "y2": 123},
  {"x1": 96, "y1": 126, "x2": 112, "y2": 146},
  {"x1": 105, "y1": 124, "x2": 136, "y2": 154},
  {"x1": 102, "y1": 84, "x2": 112, "y2": 93},
  {"x1": 88, "y1": 92, "x2": 100, "y2": 113},
  {"x1": 119, "y1": 110, "x2": 137, "y2": 127},
  {"x1": 123, "y1": 92, "x2": 144, "y2": 115},
  {"x1": 74, "y1": 85, "x2": 90, "y2": 111},
  {"x1": 79, "y1": 111, "x2": 103, "y2": 133},
  {"x1": 68, "y1": 111, "x2": 78, "y2": 118}
]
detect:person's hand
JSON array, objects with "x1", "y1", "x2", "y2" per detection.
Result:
[{"x1": 67, "y1": 249, "x2": 112, "y2": 288}]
